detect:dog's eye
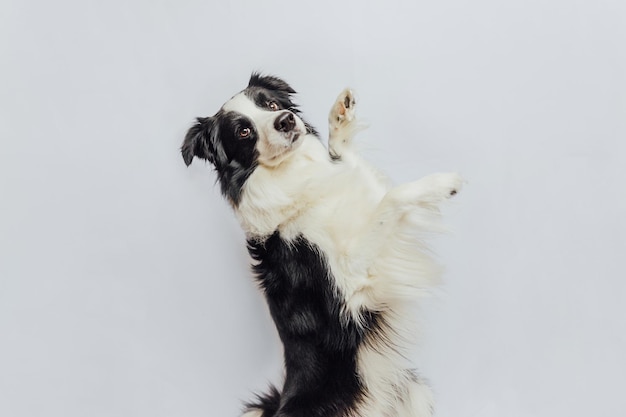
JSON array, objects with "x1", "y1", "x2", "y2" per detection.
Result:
[
  {"x1": 239, "y1": 127, "x2": 251, "y2": 138},
  {"x1": 267, "y1": 101, "x2": 279, "y2": 111}
]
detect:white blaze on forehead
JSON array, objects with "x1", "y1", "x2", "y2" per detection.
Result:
[{"x1": 222, "y1": 92, "x2": 267, "y2": 119}]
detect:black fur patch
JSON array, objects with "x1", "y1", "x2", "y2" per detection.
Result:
[
  {"x1": 248, "y1": 72, "x2": 296, "y2": 94},
  {"x1": 247, "y1": 232, "x2": 379, "y2": 417},
  {"x1": 181, "y1": 111, "x2": 259, "y2": 205}
]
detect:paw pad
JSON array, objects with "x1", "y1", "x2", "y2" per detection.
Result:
[
  {"x1": 344, "y1": 94, "x2": 355, "y2": 110},
  {"x1": 330, "y1": 88, "x2": 357, "y2": 127}
]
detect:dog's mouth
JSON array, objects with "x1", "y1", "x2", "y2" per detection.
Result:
[{"x1": 283, "y1": 128, "x2": 302, "y2": 146}]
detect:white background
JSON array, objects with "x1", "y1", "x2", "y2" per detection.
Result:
[{"x1": 1, "y1": 1, "x2": 625, "y2": 416}]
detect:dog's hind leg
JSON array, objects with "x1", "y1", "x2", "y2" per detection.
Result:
[{"x1": 328, "y1": 88, "x2": 360, "y2": 159}]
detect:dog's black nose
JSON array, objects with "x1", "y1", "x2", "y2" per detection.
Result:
[{"x1": 274, "y1": 112, "x2": 296, "y2": 132}]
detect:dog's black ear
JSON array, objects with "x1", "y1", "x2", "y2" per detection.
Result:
[
  {"x1": 181, "y1": 117, "x2": 214, "y2": 166},
  {"x1": 248, "y1": 72, "x2": 296, "y2": 94}
]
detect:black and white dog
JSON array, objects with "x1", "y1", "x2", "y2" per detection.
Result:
[{"x1": 182, "y1": 74, "x2": 462, "y2": 417}]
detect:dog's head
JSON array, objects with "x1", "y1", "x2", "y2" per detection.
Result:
[{"x1": 182, "y1": 73, "x2": 316, "y2": 204}]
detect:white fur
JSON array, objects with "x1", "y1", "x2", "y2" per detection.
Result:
[{"x1": 231, "y1": 90, "x2": 462, "y2": 417}]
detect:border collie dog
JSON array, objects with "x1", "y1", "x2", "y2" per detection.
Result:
[{"x1": 182, "y1": 74, "x2": 462, "y2": 417}]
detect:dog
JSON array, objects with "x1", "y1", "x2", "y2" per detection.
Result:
[{"x1": 181, "y1": 73, "x2": 462, "y2": 417}]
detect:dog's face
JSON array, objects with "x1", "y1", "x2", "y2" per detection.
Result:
[{"x1": 182, "y1": 73, "x2": 315, "y2": 204}]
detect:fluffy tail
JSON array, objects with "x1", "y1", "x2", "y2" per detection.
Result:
[{"x1": 242, "y1": 385, "x2": 281, "y2": 417}]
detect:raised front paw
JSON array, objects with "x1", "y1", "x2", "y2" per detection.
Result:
[
  {"x1": 389, "y1": 173, "x2": 464, "y2": 208},
  {"x1": 329, "y1": 88, "x2": 357, "y2": 132},
  {"x1": 417, "y1": 173, "x2": 464, "y2": 202}
]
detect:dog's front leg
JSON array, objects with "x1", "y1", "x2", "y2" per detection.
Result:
[
  {"x1": 381, "y1": 172, "x2": 464, "y2": 210},
  {"x1": 367, "y1": 172, "x2": 462, "y2": 241},
  {"x1": 347, "y1": 173, "x2": 463, "y2": 307}
]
